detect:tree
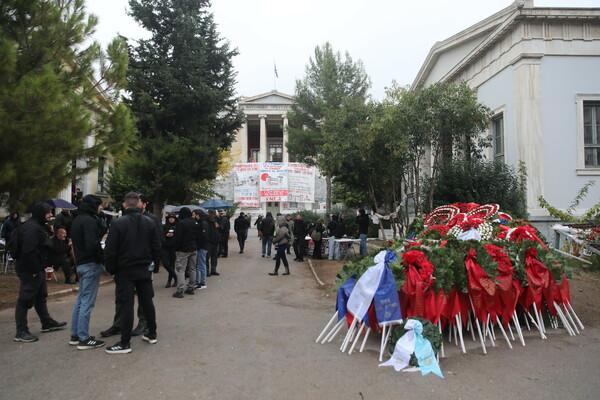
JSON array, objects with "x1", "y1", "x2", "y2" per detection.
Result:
[
  {"x1": 386, "y1": 82, "x2": 491, "y2": 214},
  {"x1": 287, "y1": 42, "x2": 371, "y2": 209},
  {"x1": 319, "y1": 98, "x2": 408, "y2": 239},
  {"x1": 0, "y1": 0, "x2": 135, "y2": 211},
  {"x1": 116, "y1": 0, "x2": 243, "y2": 215}
]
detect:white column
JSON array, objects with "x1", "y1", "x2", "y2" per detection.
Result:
[
  {"x1": 259, "y1": 114, "x2": 267, "y2": 163},
  {"x1": 282, "y1": 114, "x2": 289, "y2": 163},
  {"x1": 240, "y1": 120, "x2": 248, "y2": 162},
  {"x1": 513, "y1": 56, "x2": 543, "y2": 214}
]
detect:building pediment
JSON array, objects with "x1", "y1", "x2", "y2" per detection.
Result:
[
  {"x1": 412, "y1": 1, "x2": 600, "y2": 89},
  {"x1": 240, "y1": 90, "x2": 294, "y2": 105}
]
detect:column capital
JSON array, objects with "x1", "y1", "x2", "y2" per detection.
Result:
[
  {"x1": 258, "y1": 114, "x2": 267, "y2": 119},
  {"x1": 281, "y1": 114, "x2": 287, "y2": 119}
]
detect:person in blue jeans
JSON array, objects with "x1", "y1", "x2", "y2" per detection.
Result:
[
  {"x1": 193, "y1": 210, "x2": 208, "y2": 289},
  {"x1": 70, "y1": 195, "x2": 107, "y2": 350},
  {"x1": 260, "y1": 212, "x2": 275, "y2": 258},
  {"x1": 356, "y1": 209, "x2": 370, "y2": 256}
]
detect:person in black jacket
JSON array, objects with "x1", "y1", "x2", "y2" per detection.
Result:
[
  {"x1": 103, "y1": 192, "x2": 161, "y2": 354},
  {"x1": 161, "y1": 214, "x2": 177, "y2": 288},
  {"x1": 13, "y1": 202, "x2": 67, "y2": 342},
  {"x1": 261, "y1": 212, "x2": 275, "y2": 257},
  {"x1": 234, "y1": 212, "x2": 250, "y2": 253},
  {"x1": 292, "y1": 214, "x2": 308, "y2": 262},
  {"x1": 327, "y1": 214, "x2": 339, "y2": 260},
  {"x1": 205, "y1": 209, "x2": 221, "y2": 276},
  {"x1": 218, "y1": 210, "x2": 230, "y2": 258},
  {"x1": 172, "y1": 207, "x2": 199, "y2": 297},
  {"x1": 70, "y1": 194, "x2": 107, "y2": 350},
  {"x1": 47, "y1": 227, "x2": 75, "y2": 284},
  {"x1": 193, "y1": 210, "x2": 208, "y2": 290},
  {"x1": 312, "y1": 218, "x2": 325, "y2": 259},
  {"x1": 357, "y1": 209, "x2": 370, "y2": 255}
]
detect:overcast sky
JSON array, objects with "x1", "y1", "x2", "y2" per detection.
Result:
[{"x1": 85, "y1": 0, "x2": 599, "y2": 101}]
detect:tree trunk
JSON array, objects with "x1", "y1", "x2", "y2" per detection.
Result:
[
  {"x1": 326, "y1": 175, "x2": 332, "y2": 210},
  {"x1": 368, "y1": 180, "x2": 386, "y2": 241}
]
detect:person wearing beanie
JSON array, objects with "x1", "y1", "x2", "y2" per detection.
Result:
[
  {"x1": 14, "y1": 202, "x2": 67, "y2": 342},
  {"x1": 69, "y1": 194, "x2": 106, "y2": 350}
]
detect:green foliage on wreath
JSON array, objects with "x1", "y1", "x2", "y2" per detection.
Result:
[
  {"x1": 407, "y1": 217, "x2": 424, "y2": 237},
  {"x1": 334, "y1": 254, "x2": 376, "y2": 291},
  {"x1": 388, "y1": 317, "x2": 443, "y2": 367},
  {"x1": 427, "y1": 242, "x2": 469, "y2": 293}
]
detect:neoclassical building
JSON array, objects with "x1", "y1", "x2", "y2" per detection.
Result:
[
  {"x1": 215, "y1": 90, "x2": 326, "y2": 216},
  {"x1": 413, "y1": 0, "x2": 600, "y2": 234},
  {"x1": 231, "y1": 90, "x2": 294, "y2": 164}
]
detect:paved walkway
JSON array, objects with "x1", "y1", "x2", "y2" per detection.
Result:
[{"x1": 1, "y1": 238, "x2": 599, "y2": 400}]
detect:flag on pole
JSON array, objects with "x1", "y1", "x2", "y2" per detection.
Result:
[{"x1": 274, "y1": 61, "x2": 279, "y2": 78}]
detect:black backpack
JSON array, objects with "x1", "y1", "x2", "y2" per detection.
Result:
[{"x1": 6, "y1": 225, "x2": 21, "y2": 260}]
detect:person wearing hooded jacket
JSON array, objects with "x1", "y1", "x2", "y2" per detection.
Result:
[
  {"x1": 161, "y1": 214, "x2": 178, "y2": 287},
  {"x1": 172, "y1": 207, "x2": 199, "y2": 297},
  {"x1": 13, "y1": 202, "x2": 67, "y2": 342},
  {"x1": 234, "y1": 212, "x2": 250, "y2": 253},
  {"x1": 260, "y1": 212, "x2": 275, "y2": 257},
  {"x1": 269, "y1": 216, "x2": 291, "y2": 276},
  {"x1": 69, "y1": 194, "x2": 107, "y2": 350}
]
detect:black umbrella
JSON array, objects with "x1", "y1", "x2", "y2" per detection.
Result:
[{"x1": 45, "y1": 198, "x2": 77, "y2": 210}]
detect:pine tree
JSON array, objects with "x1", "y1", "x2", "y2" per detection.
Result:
[
  {"x1": 119, "y1": 0, "x2": 243, "y2": 213},
  {"x1": 287, "y1": 42, "x2": 371, "y2": 209},
  {"x1": 0, "y1": 0, "x2": 135, "y2": 211}
]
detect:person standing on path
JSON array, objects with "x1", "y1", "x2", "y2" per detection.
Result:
[
  {"x1": 356, "y1": 209, "x2": 370, "y2": 256},
  {"x1": 161, "y1": 214, "x2": 178, "y2": 288},
  {"x1": 13, "y1": 203, "x2": 67, "y2": 343},
  {"x1": 292, "y1": 214, "x2": 308, "y2": 262},
  {"x1": 261, "y1": 212, "x2": 275, "y2": 258},
  {"x1": 205, "y1": 210, "x2": 221, "y2": 276},
  {"x1": 172, "y1": 207, "x2": 198, "y2": 298},
  {"x1": 69, "y1": 195, "x2": 106, "y2": 350},
  {"x1": 193, "y1": 209, "x2": 208, "y2": 290},
  {"x1": 269, "y1": 216, "x2": 291, "y2": 276},
  {"x1": 103, "y1": 192, "x2": 161, "y2": 354},
  {"x1": 254, "y1": 215, "x2": 263, "y2": 240},
  {"x1": 285, "y1": 214, "x2": 294, "y2": 255},
  {"x1": 218, "y1": 210, "x2": 230, "y2": 258},
  {"x1": 234, "y1": 212, "x2": 250, "y2": 253}
]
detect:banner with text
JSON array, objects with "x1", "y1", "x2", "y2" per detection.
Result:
[
  {"x1": 288, "y1": 163, "x2": 315, "y2": 203},
  {"x1": 259, "y1": 163, "x2": 289, "y2": 202},
  {"x1": 233, "y1": 163, "x2": 261, "y2": 208}
]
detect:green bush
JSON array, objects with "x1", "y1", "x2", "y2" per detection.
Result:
[
  {"x1": 328, "y1": 205, "x2": 358, "y2": 238},
  {"x1": 289, "y1": 210, "x2": 323, "y2": 224},
  {"x1": 422, "y1": 159, "x2": 527, "y2": 218}
]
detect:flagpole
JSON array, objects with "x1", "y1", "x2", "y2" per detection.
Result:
[{"x1": 273, "y1": 60, "x2": 278, "y2": 90}]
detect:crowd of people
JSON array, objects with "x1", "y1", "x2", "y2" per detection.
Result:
[{"x1": 5, "y1": 194, "x2": 372, "y2": 354}]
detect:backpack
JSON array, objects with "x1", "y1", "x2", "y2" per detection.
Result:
[
  {"x1": 6, "y1": 225, "x2": 21, "y2": 260},
  {"x1": 310, "y1": 227, "x2": 321, "y2": 242}
]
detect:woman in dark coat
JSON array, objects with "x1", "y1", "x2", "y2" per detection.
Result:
[
  {"x1": 312, "y1": 218, "x2": 325, "y2": 259},
  {"x1": 162, "y1": 214, "x2": 178, "y2": 287}
]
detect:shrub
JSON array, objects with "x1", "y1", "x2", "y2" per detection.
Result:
[{"x1": 422, "y1": 159, "x2": 527, "y2": 218}]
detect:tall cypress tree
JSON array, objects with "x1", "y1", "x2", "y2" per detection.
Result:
[
  {"x1": 121, "y1": 0, "x2": 242, "y2": 213},
  {"x1": 0, "y1": 0, "x2": 135, "y2": 211}
]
